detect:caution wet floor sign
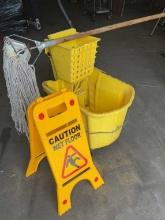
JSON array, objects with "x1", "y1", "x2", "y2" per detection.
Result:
[{"x1": 26, "y1": 90, "x2": 104, "y2": 216}]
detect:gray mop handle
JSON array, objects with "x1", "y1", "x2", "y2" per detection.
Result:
[{"x1": 41, "y1": 13, "x2": 165, "y2": 50}]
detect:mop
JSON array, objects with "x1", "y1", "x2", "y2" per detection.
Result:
[
  {"x1": 3, "y1": 13, "x2": 165, "y2": 137},
  {"x1": 3, "y1": 37, "x2": 40, "y2": 137}
]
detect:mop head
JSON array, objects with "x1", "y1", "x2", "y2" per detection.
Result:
[{"x1": 3, "y1": 37, "x2": 40, "y2": 137}]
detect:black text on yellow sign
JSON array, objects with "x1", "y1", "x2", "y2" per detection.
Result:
[{"x1": 48, "y1": 123, "x2": 81, "y2": 151}]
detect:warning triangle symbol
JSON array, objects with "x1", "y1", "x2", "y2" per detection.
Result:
[{"x1": 62, "y1": 145, "x2": 88, "y2": 179}]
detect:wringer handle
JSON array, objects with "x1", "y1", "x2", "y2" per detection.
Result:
[{"x1": 41, "y1": 13, "x2": 165, "y2": 50}]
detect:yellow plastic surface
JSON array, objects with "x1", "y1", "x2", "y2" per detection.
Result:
[
  {"x1": 42, "y1": 78, "x2": 89, "y2": 106},
  {"x1": 26, "y1": 99, "x2": 46, "y2": 177},
  {"x1": 81, "y1": 68, "x2": 135, "y2": 149},
  {"x1": 42, "y1": 68, "x2": 135, "y2": 150},
  {"x1": 45, "y1": 28, "x2": 100, "y2": 82},
  {"x1": 26, "y1": 90, "x2": 104, "y2": 215}
]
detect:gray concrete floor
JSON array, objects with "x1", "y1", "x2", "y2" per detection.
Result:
[{"x1": 1, "y1": 1, "x2": 165, "y2": 220}]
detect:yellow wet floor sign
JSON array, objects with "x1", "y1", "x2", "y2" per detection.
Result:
[{"x1": 26, "y1": 89, "x2": 104, "y2": 215}]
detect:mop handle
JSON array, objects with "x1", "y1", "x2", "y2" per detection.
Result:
[{"x1": 40, "y1": 13, "x2": 165, "y2": 49}]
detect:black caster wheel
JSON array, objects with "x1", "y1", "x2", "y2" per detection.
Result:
[{"x1": 106, "y1": 14, "x2": 111, "y2": 20}]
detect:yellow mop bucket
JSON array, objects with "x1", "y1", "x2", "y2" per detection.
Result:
[{"x1": 42, "y1": 68, "x2": 135, "y2": 150}]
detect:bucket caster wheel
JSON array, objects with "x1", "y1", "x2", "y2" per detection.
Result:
[{"x1": 106, "y1": 14, "x2": 111, "y2": 20}]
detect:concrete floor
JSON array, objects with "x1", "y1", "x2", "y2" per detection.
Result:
[{"x1": 1, "y1": 1, "x2": 165, "y2": 220}]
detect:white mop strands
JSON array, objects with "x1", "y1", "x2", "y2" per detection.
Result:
[{"x1": 3, "y1": 37, "x2": 40, "y2": 137}]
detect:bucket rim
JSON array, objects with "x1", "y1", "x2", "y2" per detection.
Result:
[{"x1": 80, "y1": 87, "x2": 135, "y2": 117}]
